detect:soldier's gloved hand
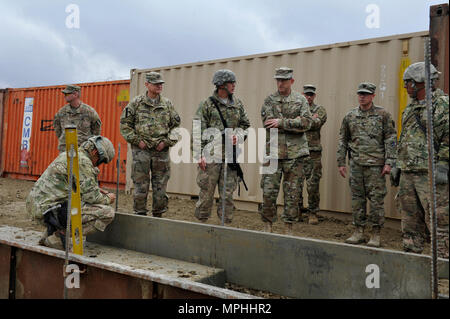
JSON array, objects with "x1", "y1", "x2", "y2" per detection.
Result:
[
  {"x1": 264, "y1": 119, "x2": 280, "y2": 128},
  {"x1": 390, "y1": 167, "x2": 401, "y2": 187},
  {"x1": 435, "y1": 164, "x2": 448, "y2": 185},
  {"x1": 198, "y1": 157, "x2": 207, "y2": 171},
  {"x1": 138, "y1": 141, "x2": 147, "y2": 150},
  {"x1": 107, "y1": 193, "x2": 116, "y2": 204},
  {"x1": 156, "y1": 141, "x2": 166, "y2": 152}
]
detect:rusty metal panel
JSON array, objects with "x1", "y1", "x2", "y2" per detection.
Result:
[
  {"x1": 127, "y1": 31, "x2": 428, "y2": 219},
  {"x1": 14, "y1": 249, "x2": 153, "y2": 299},
  {"x1": 11, "y1": 248, "x2": 223, "y2": 299},
  {"x1": 67, "y1": 265, "x2": 154, "y2": 299},
  {"x1": 0, "y1": 226, "x2": 254, "y2": 299},
  {"x1": 14, "y1": 248, "x2": 65, "y2": 298},
  {"x1": 157, "y1": 284, "x2": 217, "y2": 299},
  {"x1": 0, "y1": 244, "x2": 11, "y2": 299},
  {"x1": 1, "y1": 81, "x2": 129, "y2": 187},
  {"x1": 430, "y1": 3, "x2": 449, "y2": 94}
]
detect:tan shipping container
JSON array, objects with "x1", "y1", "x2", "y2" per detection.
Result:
[
  {"x1": 127, "y1": 31, "x2": 431, "y2": 219},
  {"x1": 1, "y1": 80, "x2": 130, "y2": 188}
]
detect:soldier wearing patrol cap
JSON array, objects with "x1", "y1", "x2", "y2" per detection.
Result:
[
  {"x1": 260, "y1": 67, "x2": 313, "y2": 234},
  {"x1": 337, "y1": 82, "x2": 397, "y2": 247},
  {"x1": 120, "y1": 72, "x2": 181, "y2": 217},
  {"x1": 393, "y1": 62, "x2": 449, "y2": 258},
  {"x1": 53, "y1": 85, "x2": 102, "y2": 153},
  {"x1": 26, "y1": 135, "x2": 116, "y2": 250},
  {"x1": 298, "y1": 84, "x2": 327, "y2": 225},
  {"x1": 193, "y1": 69, "x2": 250, "y2": 224}
]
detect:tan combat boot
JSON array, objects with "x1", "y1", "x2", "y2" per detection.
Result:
[
  {"x1": 367, "y1": 227, "x2": 381, "y2": 247},
  {"x1": 308, "y1": 213, "x2": 319, "y2": 225},
  {"x1": 39, "y1": 229, "x2": 49, "y2": 246},
  {"x1": 345, "y1": 226, "x2": 365, "y2": 244},
  {"x1": 298, "y1": 207, "x2": 308, "y2": 222},
  {"x1": 42, "y1": 233, "x2": 65, "y2": 250},
  {"x1": 402, "y1": 236, "x2": 424, "y2": 254},
  {"x1": 263, "y1": 222, "x2": 273, "y2": 233}
]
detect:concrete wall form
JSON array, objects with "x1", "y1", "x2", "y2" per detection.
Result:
[
  {"x1": 128, "y1": 31, "x2": 429, "y2": 218},
  {"x1": 89, "y1": 213, "x2": 449, "y2": 298}
]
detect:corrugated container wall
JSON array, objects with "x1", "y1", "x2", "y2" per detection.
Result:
[
  {"x1": 1, "y1": 80, "x2": 130, "y2": 188},
  {"x1": 128, "y1": 31, "x2": 430, "y2": 219},
  {"x1": 0, "y1": 89, "x2": 7, "y2": 175}
]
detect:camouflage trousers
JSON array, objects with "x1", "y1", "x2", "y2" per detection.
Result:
[
  {"x1": 81, "y1": 203, "x2": 115, "y2": 236},
  {"x1": 131, "y1": 146, "x2": 170, "y2": 216},
  {"x1": 260, "y1": 157, "x2": 305, "y2": 223},
  {"x1": 349, "y1": 161, "x2": 387, "y2": 228},
  {"x1": 35, "y1": 203, "x2": 115, "y2": 236},
  {"x1": 299, "y1": 151, "x2": 322, "y2": 214},
  {"x1": 398, "y1": 171, "x2": 449, "y2": 258},
  {"x1": 195, "y1": 163, "x2": 238, "y2": 223}
]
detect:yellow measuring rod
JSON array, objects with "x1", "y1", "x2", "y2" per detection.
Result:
[{"x1": 64, "y1": 125, "x2": 83, "y2": 255}]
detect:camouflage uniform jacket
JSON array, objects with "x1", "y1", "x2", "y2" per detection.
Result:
[
  {"x1": 261, "y1": 90, "x2": 312, "y2": 159},
  {"x1": 193, "y1": 91, "x2": 250, "y2": 156},
  {"x1": 306, "y1": 103, "x2": 327, "y2": 152},
  {"x1": 120, "y1": 93, "x2": 181, "y2": 150},
  {"x1": 26, "y1": 150, "x2": 112, "y2": 219},
  {"x1": 53, "y1": 103, "x2": 101, "y2": 152},
  {"x1": 337, "y1": 104, "x2": 397, "y2": 167},
  {"x1": 433, "y1": 88, "x2": 446, "y2": 103},
  {"x1": 397, "y1": 93, "x2": 449, "y2": 172}
]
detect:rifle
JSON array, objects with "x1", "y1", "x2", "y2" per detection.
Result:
[{"x1": 209, "y1": 97, "x2": 248, "y2": 194}]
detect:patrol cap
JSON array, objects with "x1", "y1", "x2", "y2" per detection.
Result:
[
  {"x1": 357, "y1": 82, "x2": 376, "y2": 94},
  {"x1": 61, "y1": 85, "x2": 81, "y2": 94},
  {"x1": 303, "y1": 84, "x2": 316, "y2": 94},
  {"x1": 146, "y1": 72, "x2": 165, "y2": 84},
  {"x1": 274, "y1": 67, "x2": 293, "y2": 80}
]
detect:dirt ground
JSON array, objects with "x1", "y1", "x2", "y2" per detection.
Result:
[
  {"x1": 0, "y1": 176, "x2": 417, "y2": 251},
  {"x1": 0, "y1": 176, "x2": 447, "y2": 297}
]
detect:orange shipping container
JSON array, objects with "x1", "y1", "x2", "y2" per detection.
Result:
[
  {"x1": 0, "y1": 80, "x2": 130, "y2": 188},
  {"x1": 0, "y1": 89, "x2": 7, "y2": 175}
]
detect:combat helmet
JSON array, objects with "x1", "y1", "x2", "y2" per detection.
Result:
[
  {"x1": 86, "y1": 136, "x2": 115, "y2": 165},
  {"x1": 212, "y1": 69, "x2": 236, "y2": 86},
  {"x1": 403, "y1": 62, "x2": 440, "y2": 83}
]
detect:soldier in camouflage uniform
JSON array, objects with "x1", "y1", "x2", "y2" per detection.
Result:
[
  {"x1": 193, "y1": 69, "x2": 250, "y2": 224},
  {"x1": 26, "y1": 135, "x2": 116, "y2": 249},
  {"x1": 120, "y1": 72, "x2": 181, "y2": 217},
  {"x1": 260, "y1": 67, "x2": 313, "y2": 234},
  {"x1": 54, "y1": 85, "x2": 102, "y2": 153},
  {"x1": 298, "y1": 84, "x2": 327, "y2": 225},
  {"x1": 392, "y1": 62, "x2": 448, "y2": 258},
  {"x1": 337, "y1": 82, "x2": 397, "y2": 247}
]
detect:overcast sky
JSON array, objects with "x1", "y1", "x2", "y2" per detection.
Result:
[{"x1": 0, "y1": 0, "x2": 445, "y2": 88}]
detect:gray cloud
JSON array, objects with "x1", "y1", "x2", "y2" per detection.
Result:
[{"x1": 0, "y1": 0, "x2": 443, "y2": 88}]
